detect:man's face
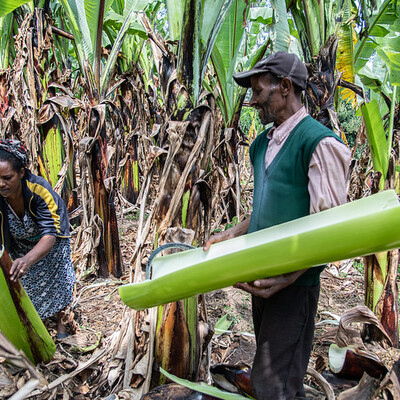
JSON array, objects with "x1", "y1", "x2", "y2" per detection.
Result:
[{"x1": 249, "y1": 74, "x2": 281, "y2": 125}]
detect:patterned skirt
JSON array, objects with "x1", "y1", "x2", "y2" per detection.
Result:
[{"x1": 8, "y1": 209, "x2": 76, "y2": 320}]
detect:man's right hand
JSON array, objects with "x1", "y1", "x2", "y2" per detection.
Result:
[
  {"x1": 203, "y1": 217, "x2": 251, "y2": 251},
  {"x1": 203, "y1": 230, "x2": 232, "y2": 251}
]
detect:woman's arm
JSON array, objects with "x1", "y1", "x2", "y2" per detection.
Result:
[{"x1": 10, "y1": 235, "x2": 56, "y2": 282}]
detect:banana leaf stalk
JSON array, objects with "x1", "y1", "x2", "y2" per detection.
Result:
[
  {"x1": 121, "y1": 134, "x2": 140, "y2": 204},
  {"x1": 153, "y1": 297, "x2": 198, "y2": 386},
  {"x1": 90, "y1": 136, "x2": 123, "y2": 278},
  {"x1": 120, "y1": 190, "x2": 400, "y2": 310},
  {"x1": 37, "y1": 109, "x2": 76, "y2": 203},
  {"x1": 0, "y1": 246, "x2": 55, "y2": 364},
  {"x1": 361, "y1": 99, "x2": 399, "y2": 346}
]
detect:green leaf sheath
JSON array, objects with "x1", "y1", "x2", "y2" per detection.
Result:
[{"x1": 120, "y1": 190, "x2": 400, "y2": 310}]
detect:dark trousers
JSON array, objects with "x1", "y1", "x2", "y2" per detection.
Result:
[{"x1": 250, "y1": 284, "x2": 320, "y2": 400}]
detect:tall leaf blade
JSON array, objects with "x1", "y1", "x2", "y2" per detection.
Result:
[
  {"x1": 166, "y1": 0, "x2": 184, "y2": 41},
  {"x1": 302, "y1": 0, "x2": 323, "y2": 56},
  {"x1": 100, "y1": 2, "x2": 141, "y2": 97},
  {"x1": 200, "y1": 0, "x2": 232, "y2": 82},
  {"x1": 85, "y1": 0, "x2": 113, "y2": 52},
  {"x1": 58, "y1": 0, "x2": 93, "y2": 65},
  {"x1": 210, "y1": 0, "x2": 248, "y2": 123},
  {"x1": 200, "y1": 0, "x2": 227, "y2": 42},
  {"x1": 271, "y1": 0, "x2": 290, "y2": 52},
  {"x1": 361, "y1": 100, "x2": 389, "y2": 189},
  {"x1": 0, "y1": 13, "x2": 14, "y2": 68},
  {"x1": 336, "y1": 2, "x2": 357, "y2": 104}
]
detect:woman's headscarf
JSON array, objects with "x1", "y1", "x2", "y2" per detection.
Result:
[{"x1": 0, "y1": 139, "x2": 29, "y2": 168}]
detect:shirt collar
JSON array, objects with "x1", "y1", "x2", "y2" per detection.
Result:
[{"x1": 267, "y1": 106, "x2": 308, "y2": 143}]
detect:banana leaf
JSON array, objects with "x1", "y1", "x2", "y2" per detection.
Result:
[
  {"x1": 0, "y1": 0, "x2": 29, "y2": 18},
  {"x1": 120, "y1": 190, "x2": 400, "y2": 310},
  {"x1": 160, "y1": 367, "x2": 252, "y2": 400},
  {"x1": 0, "y1": 247, "x2": 56, "y2": 364}
]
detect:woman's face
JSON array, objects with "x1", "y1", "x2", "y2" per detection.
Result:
[{"x1": 0, "y1": 161, "x2": 24, "y2": 199}]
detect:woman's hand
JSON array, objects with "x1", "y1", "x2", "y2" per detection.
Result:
[
  {"x1": 10, "y1": 257, "x2": 31, "y2": 282},
  {"x1": 10, "y1": 235, "x2": 56, "y2": 282},
  {"x1": 234, "y1": 269, "x2": 309, "y2": 299}
]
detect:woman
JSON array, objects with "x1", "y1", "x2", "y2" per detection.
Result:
[{"x1": 0, "y1": 139, "x2": 75, "y2": 338}]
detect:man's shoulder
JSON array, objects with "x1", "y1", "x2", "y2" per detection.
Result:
[{"x1": 296, "y1": 116, "x2": 342, "y2": 142}]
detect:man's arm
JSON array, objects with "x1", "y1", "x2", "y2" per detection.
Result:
[
  {"x1": 235, "y1": 137, "x2": 351, "y2": 299},
  {"x1": 308, "y1": 136, "x2": 350, "y2": 213},
  {"x1": 203, "y1": 217, "x2": 250, "y2": 251}
]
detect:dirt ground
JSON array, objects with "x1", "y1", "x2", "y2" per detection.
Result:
[{"x1": 67, "y1": 253, "x2": 396, "y2": 398}]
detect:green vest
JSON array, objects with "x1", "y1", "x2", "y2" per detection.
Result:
[{"x1": 249, "y1": 115, "x2": 342, "y2": 286}]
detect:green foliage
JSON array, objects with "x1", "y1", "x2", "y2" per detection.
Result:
[
  {"x1": 353, "y1": 258, "x2": 364, "y2": 274},
  {"x1": 239, "y1": 106, "x2": 263, "y2": 138},
  {"x1": 214, "y1": 314, "x2": 233, "y2": 334},
  {"x1": 337, "y1": 100, "x2": 364, "y2": 157},
  {"x1": 0, "y1": 0, "x2": 30, "y2": 18},
  {"x1": 223, "y1": 305, "x2": 242, "y2": 326},
  {"x1": 160, "y1": 367, "x2": 252, "y2": 400},
  {"x1": 224, "y1": 215, "x2": 239, "y2": 230},
  {"x1": 361, "y1": 99, "x2": 391, "y2": 190}
]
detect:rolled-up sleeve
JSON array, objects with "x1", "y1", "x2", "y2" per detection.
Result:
[{"x1": 308, "y1": 137, "x2": 351, "y2": 214}]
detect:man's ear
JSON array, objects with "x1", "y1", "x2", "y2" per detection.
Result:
[{"x1": 280, "y1": 77, "x2": 292, "y2": 96}]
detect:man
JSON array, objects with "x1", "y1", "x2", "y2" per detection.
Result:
[{"x1": 203, "y1": 52, "x2": 350, "y2": 399}]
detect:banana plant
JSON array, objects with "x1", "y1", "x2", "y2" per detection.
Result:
[
  {"x1": 288, "y1": 0, "x2": 358, "y2": 132},
  {"x1": 0, "y1": 12, "x2": 16, "y2": 69},
  {"x1": 0, "y1": 246, "x2": 55, "y2": 364},
  {"x1": 360, "y1": 58, "x2": 399, "y2": 347},
  {"x1": 50, "y1": 0, "x2": 150, "y2": 277},
  {"x1": 208, "y1": 0, "x2": 274, "y2": 128},
  {"x1": 335, "y1": 0, "x2": 399, "y2": 107},
  {"x1": 348, "y1": 1, "x2": 400, "y2": 347},
  {"x1": 144, "y1": 0, "x2": 260, "y2": 387}
]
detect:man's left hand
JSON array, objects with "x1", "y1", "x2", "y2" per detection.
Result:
[{"x1": 234, "y1": 269, "x2": 308, "y2": 299}]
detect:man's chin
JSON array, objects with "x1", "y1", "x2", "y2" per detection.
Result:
[
  {"x1": 258, "y1": 111, "x2": 272, "y2": 125},
  {"x1": 260, "y1": 117, "x2": 272, "y2": 125}
]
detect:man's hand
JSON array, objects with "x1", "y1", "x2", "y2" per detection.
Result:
[
  {"x1": 203, "y1": 218, "x2": 251, "y2": 251},
  {"x1": 203, "y1": 229, "x2": 233, "y2": 251},
  {"x1": 234, "y1": 269, "x2": 308, "y2": 299}
]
